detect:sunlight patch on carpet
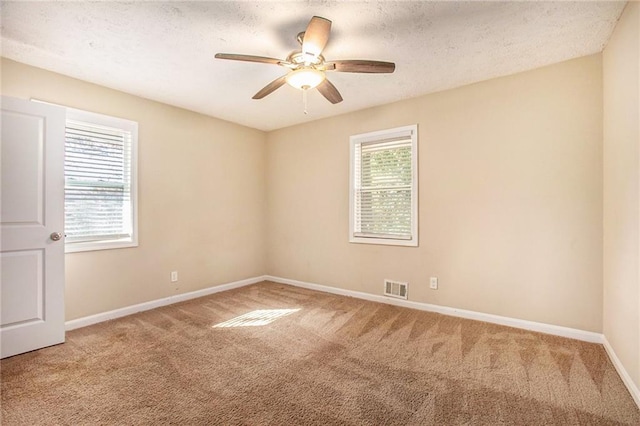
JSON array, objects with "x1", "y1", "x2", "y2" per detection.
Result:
[{"x1": 213, "y1": 308, "x2": 301, "y2": 328}]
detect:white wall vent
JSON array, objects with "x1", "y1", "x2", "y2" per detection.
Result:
[{"x1": 384, "y1": 279, "x2": 408, "y2": 300}]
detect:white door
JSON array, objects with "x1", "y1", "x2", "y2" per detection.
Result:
[{"x1": 1, "y1": 96, "x2": 66, "y2": 358}]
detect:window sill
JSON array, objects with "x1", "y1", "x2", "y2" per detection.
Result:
[
  {"x1": 349, "y1": 236, "x2": 418, "y2": 247},
  {"x1": 65, "y1": 238, "x2": 138, "y2": 253}
]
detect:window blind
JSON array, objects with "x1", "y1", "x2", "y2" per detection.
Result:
[
  {"x1": 64, "y1": 119, "x2": 133, "y2": 243},
  {"x1": 353, "y1": 136, "x2": 413, "y2": 239}
]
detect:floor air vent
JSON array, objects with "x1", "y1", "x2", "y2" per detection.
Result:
[{"x1": 384, "y1": 279, "x2": 408, "y2": 300}]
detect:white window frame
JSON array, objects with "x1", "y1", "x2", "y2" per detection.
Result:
[
  {"x1": 64, "y1": 107, "x2": 138, "y2": 253},
  {"x1": 349, "y1": 124, "x2": 418, "y2": 247}
]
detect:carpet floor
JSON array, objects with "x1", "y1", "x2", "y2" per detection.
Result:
[{"x1": 1, "y1": 281, "x2": 639, "y2": 425}]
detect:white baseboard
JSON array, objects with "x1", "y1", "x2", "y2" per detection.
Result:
[
  {"x1": 65, "y1": 275, "x2": 267, "y2": 331},
  {"x1": 264, "y1": 275, "x2": 603, "y2": 344},
  {"x1": 67, "y1": 274, "x2": 602, "y2": 343},
  {"x1": 602, "y1": 336, "x2": 640, "y2": 408},
  {"x1": 67, "y1": 274, "x2": 602, "y2": 344}
]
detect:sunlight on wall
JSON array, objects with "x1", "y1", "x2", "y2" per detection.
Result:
[{"x1": 212, "y1": 308, "x2": 301, "y2": 328}]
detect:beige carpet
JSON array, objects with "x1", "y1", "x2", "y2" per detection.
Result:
[{"x1": 1, "y1": 281, "x2": 639, "y2": 425}]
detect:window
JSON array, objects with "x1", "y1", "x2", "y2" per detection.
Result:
[
  {"x1": 64, "y1": 108, "x2": 138, "y2": 253},
  {"x1": 349, "y1": 125, "x2": 418, "y2": 246}
]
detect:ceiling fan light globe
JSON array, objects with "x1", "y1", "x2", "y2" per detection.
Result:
[{"x1": 286, "y1": 68, "x2": 325, "y2": 90}]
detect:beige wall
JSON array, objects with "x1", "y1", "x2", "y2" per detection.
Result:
[
  {"x1": 267, "y1": 54, "x2": 603, "y2": 332},
  {"x1": 0, "y1": 48, "x2": 611, "y2": 336},
  {"x1": 603, "y1": 2, "x2": 640, "y2": 390},
  {"x1": 1, "y1": 58, "x2": 267, "y2": 320}
]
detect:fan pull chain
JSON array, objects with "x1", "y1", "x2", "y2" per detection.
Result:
[{"x1": 302, "y1": 87, "x2": 308, "y2": 115}]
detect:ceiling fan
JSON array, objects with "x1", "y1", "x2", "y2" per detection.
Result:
[{"x1": 215, "y1": 16, "x2": 395, "y2": 105}]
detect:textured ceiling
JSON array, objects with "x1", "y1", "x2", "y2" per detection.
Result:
[{"x1": 0, "y1": 1, "x2": 626, "y2": 131}]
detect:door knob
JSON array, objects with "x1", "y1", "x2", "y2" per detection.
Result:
[{"x1": 50, "y1": 232, "x2": 63, "y2": 241}]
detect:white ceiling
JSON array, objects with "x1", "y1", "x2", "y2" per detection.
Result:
[{"x1": 0, "y1": 1, "x2": 626, "y2": 131}]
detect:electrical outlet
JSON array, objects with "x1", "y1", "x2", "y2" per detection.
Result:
[
  {"x1": 430, "y1": 277, "x2": 438, "y2": 289},
  {"x1": 171, "y1": 271, "x2": 178, "y2": 282}
]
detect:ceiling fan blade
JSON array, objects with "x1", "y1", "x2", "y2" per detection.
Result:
[
  {"x1": 326, "y1": 60, "x2": 396, "y2": 74},
  {"x1": 215, "y1": 53, "x2": 283, "y2": 65},
  {"x1": 317, "y1": 79, "x2": 343, "y2": 104},
  {"x1": 302, "y1": 16, "x2": 331, "y2": 57},
  {"x1": 252, "y1": 75, "x2": 288, "y2": 99}
]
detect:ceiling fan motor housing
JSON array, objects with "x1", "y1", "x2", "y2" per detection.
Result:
[{"x1": 287, "y1": 51, "x2": 325, "y2": 67}]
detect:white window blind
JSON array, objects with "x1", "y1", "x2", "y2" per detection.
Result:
[
  {"x1": 64, "y1": 109, "x2": 138, "y2": 252},
  {"x1": 350, "y1": 125, "x2": 418, "y2": 246}
]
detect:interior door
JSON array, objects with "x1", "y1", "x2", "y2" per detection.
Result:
[{"x1": 1, "y1": 96, "x2": 66, "y2": 358}]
